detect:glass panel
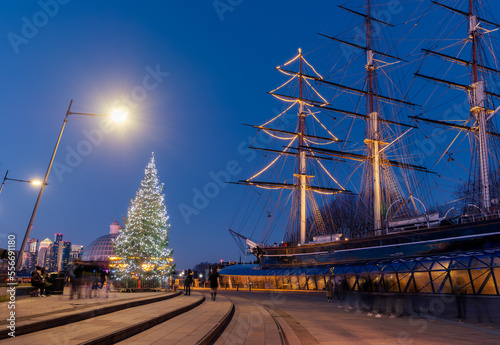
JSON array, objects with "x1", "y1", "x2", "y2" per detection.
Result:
[
  {"x1": 283, "y1": 276, "x2": 291, "y2": 289},
  {"x1": 369, "y1": 274, "x2": 382, "y2": 292},
  {"x1": 275, "y1": 276, "x2": 283, "y2": 289},
  {"x1": 449, "y1": 270, "x2": 471, "y2": 294},
  {"x1": 433, "y1": 260, "x2": 450, "y2": 270},
  {"x1": 316, "y1": 275, "x2": 326, "y2": 291},
  {"x1": 270, "y1": 276, "x2": 278, "y2": 289},
  {"x1": 255, "y1": 276, "x2": 265, "y2": 289},
  {"x1": 298, "y1": 276, "x2": 307, "y2": 290},
  {"x1": 248, "y1": 276, "x2": 257, "y2": 289},
  {"x1": 390, "y1": 263, "x2": 402, "y2": 272},
  {"x1": 290, "y1": 276, "x2": 299, "y2": 290},
  {"x1": 469, "y1": 258, "x2": 489, "y2": 268},
  {"x1": 382, "y1": 274, "x2": 399, "y2": 292},
  {"x1": 353, "y1": 266, "x2": 365, "y2": 274},
  {"x1": 414, "y1": 272, "x2": 432, "y2": 293},
  {"x1": 272, "y1": 276, "x2": 279, "y2": 289},
  {"x1": 346, "y1": 275, "x2": 357, "y2": 291},
  {"x1": 470, "y1": 269, "x2": 495, "y2": 295},
  {"x1": 451, "y1": 258, "x2": 469, "y2": 269},
  {"x1": 413, "y1": 263, "x2": 428, "y2": 272},
  {"x1": 330, "y1": 267, "x2": 339, "y2": 275},
  {"x1": 480, "y1": 273, "x2": 497, "y2": 295},
  {"x1": 357, "y1": 275, "x2": 370, "y2": 292},
  {"x1": 492, "y1": 256, "x2": 500, "y2": 266},
  {"x1": 492, "y1": 268, "x2": 500, "y2": 295},
  {"x1": 397, "y1": 272, "x2": 414, "y2": 292},
  {"x1": 421, "y1": 261, "x2": 433, "y2": 270},
  {"x1": 365, "y1": 265, "x2": 378, "y2": 273},
  {"x1": 307, "y1": 276, "x2": 316, "y2": 290},
  {"x1": 248, "y1": 276, "x2": 255, "y2": 288},
  {"x1": 283, "y1": 276, "x2": 292, "y2": 290},
  {"x1": 262, "y1": 276, "x2": 270, "y2": 289},
  {"x1": 403, "y1": 262, "x2": 417, "y2": 271},
  {"x1": 343, "y1": 266, "x2": 355, "y2": 274},
  {"x1": 377, "y1": 264, "x2": 389, "y2": 272},
  {"x1": 430, "y1": 271, "x2": 447, "y2": 293}
]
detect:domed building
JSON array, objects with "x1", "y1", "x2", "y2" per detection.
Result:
[{"x1": 82, "y1": 220, "x2": 120, "y2": 263}]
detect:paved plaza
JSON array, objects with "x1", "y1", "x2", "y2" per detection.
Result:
[{"x1": 1, "y1": 287, "x2": 499, "y2": 344}]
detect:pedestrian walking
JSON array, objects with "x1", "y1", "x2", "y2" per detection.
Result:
[
  {"x1": 99, "y1": 269, "x2": 107, "y2": 289},
  {"x1": 184, "y1": 269, "x2": 193, "y2": 295},
  {"x1": 209, "y1": 267, "x2": 219, "y2": 301},
  {"x1": 453, "y1": 276, "x2": 467, "y2": 322},
  {"x1": 69, "y1": 260, "x2": 82, "y2": 299},
  {"x1": 326, "y1": 277, "x2": 334, "y2": 302},
  {"x1": 337, "y1": 278, "x2": 345, "y2": 301}
]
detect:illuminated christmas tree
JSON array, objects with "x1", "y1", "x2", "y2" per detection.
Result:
[{"x1": 114, "y1": 153, "x2": 173, "y2": 280}]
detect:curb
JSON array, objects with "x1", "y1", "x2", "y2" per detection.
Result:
[
  {"x1": 0, "y1": 292, "x2": 181, "y2": 339},
  {"x1": 80, "y1": 296, "x2": 205, "y2": 345},
  {"x1": 197, "y1": 298, "x2": 235, "y2": 345}
]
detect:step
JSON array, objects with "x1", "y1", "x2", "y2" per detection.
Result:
[
  {"x1": 2, "y1": 293, "x2": 199, "y2": 344},
  {"x1": 117, "y1": 292, "x2": 234, "y2": 345},
  {"x1": 0, "y1": 292, "x2": 180, "y2": 339}
]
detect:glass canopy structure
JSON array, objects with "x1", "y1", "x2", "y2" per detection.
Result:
[
  {"x1": 219, "y1": 249, "x2": 500, "y2": 295},
  {"x1": 82, "y1": 233, "x2": 118, "y2": 262}
]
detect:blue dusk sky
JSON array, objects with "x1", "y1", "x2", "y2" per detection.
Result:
[{"x1": 1, "y1": 1, "x2": 499, "y2": 270}]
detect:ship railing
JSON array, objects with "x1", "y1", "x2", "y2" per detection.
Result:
[{"x1": 460, "y1": 209, "x2": 500, "y2": 224}]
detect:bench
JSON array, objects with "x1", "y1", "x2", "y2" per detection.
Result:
[{"x1": 14, "y1": 286, "x2": 40, "y2": 297}]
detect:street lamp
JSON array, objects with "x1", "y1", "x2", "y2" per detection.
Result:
[
  {"x1": 0, "y1": 170, "x2": 44, "y2": 196},
  {"x1": 14, "y1": 100, "x2": 127, "y2": 275}
]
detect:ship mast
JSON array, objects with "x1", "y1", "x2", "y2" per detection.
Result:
[
  {"x1": 314, "y1": 1, "x2": 425, "y2": 232},
  {"x1": 469, "y1": 0, "x2": 491, "y2": 211},
  {"x1": 236, "y1": 49, "x2": 352, "y2": 245},
  {"x1": 298, "y1": 49, "x2": 307, "y2": 244},
  {"x1": 413, "y1": 1, "x2": 500, "y2": 213},
  {"x1": 366, "y1": 0, "x2": 382, "y2": 230}
]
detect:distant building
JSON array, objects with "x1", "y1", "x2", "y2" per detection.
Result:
[
  {"x1": 47, "y1": 233, "x2": 65, "y2": 273},
  {"x1": 70, "y1": 245, "x2": 84, "y2": 262},
  {"x1": 82, "y1": 219, "x2": 120, "y2": 264},
  {"x1": 37, "y1": 238, "x2": 52, "y2": 268},
  {"x1": 57, "y1": 241, "x2": 72, "y2": 272},
  {"x1": 54, "y1": 233, "x2": 63, "y2": 243},
  {"x1": 20, "y1": 238, "x2": 38, "y2": 272},
  {"x1": 47, "y1": 245, "x2": 58, "y2": 272},
  {"x1": 28, "y1": 238, "x2": 39, "y2": 253}
]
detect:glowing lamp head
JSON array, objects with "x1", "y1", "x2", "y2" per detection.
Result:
[
  {"x1": 31, "y1": 180, "x2": 42, "y2": 186},
  {"x1": 110, "y1": 108, "x2": 127, "y2": 123}
]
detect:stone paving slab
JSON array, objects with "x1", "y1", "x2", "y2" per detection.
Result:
[
  {"x1": 2, "y1": 293, "x2": 202, "y2": 344},
  {"x1": 117, "y1": 292, "x2": 233, "y2": 345},
  {"x1": 214, "y1": 294, "x2": 283, "y2": 345}
]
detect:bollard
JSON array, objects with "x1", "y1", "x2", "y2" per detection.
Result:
[{"x1": 236, "y1": 284, "x2": 239, "y2": 291}]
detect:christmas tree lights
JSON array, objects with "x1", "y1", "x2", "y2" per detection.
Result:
[{"x1": 113, "y1": 153, "x2": 174, "y2": 280}]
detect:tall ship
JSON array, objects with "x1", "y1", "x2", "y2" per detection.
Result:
[{"x1": 228, "y1": 0, "x2": 500, "y2": 269}]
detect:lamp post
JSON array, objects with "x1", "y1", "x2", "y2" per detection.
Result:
[
  {"x1": 0, "y1": 170, "x2": 44, "y2": 196},
  {"x1": 14, "y1": 100, "x2": 127, "y2": 275}
]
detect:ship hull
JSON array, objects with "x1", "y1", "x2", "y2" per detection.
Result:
[{"x1": 258, "y1": 218, "x2": 500, "y2": 267}]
